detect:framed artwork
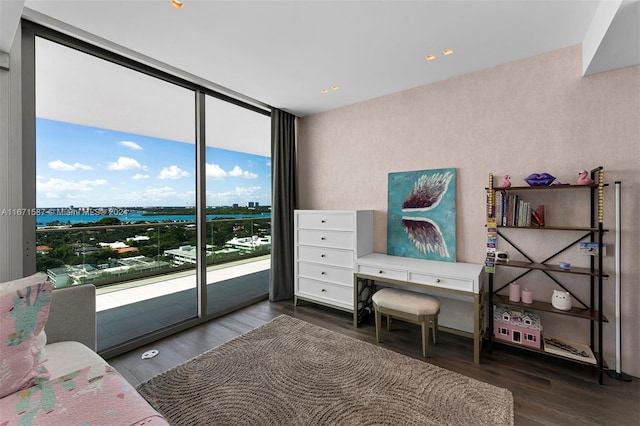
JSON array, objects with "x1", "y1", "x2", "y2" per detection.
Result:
[{"x1": 387, "y1": 168, "x2": 456, "y2": 262}]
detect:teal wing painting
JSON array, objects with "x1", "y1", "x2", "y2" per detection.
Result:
[{"x1": 387, "y1": 168, "x2": 456, "y2": 262}]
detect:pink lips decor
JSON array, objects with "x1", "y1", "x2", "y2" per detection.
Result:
[{"x1": 524, "y1": 173, "x2": 556, "y2": 186}]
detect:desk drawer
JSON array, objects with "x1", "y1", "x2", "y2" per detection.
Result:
[
  {"x1": 297, "y1": 229, "x2": 354, "y2": 250},
  {"x1": 356, "y1": 264, "x2": 407, "y2": 282},
  {"x1": 408, "y1": 272, "x2": 473, "y2": 293},
  {"x1": 297, "y1": 246, "x2": 354, "y2": 268},
  {"x1": 298, "y1": 262, "x2": 353, "y2": 286},
  {"x1": 297, "y1": 278, "x2": 353, "y2": 307},
  {"x1": 297, "y1": 212, "x2": 354, "y2": 231}
]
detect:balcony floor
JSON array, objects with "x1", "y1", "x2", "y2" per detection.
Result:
[{"x1": 96, "y1": 258, "x2": 270, "y2": 352}]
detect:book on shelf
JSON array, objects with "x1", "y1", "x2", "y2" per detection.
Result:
[
  {"x1": 531, "y1": 205, "x2": 544, "y2": 226},
  {"x1": 494, "y1": 194, "x2": 537, "y2": 227}
]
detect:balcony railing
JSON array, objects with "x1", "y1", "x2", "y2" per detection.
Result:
[{"x1": 36, "y1": 216, "x2": 271, "y2": 289}]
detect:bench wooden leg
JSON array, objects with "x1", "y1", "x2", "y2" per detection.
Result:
[
  {"x1": 432, "y1": 314, "x2": 438, "y2": 344},
  {"x1": 421, "y1": 319, "x2": 429, "y2": 357},
  {"x1": 375, "y1": 308, "x2": 382, "y2": 343}
]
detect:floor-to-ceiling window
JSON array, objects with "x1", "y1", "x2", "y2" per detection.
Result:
[
  {"x1": 34, "y1": 36, "x2": 198, "y2": 351},
  {"x1": 24, "y1": 22, "x2": 271, "y2": 356},
  {"x1": 204, "y1": 95, "x2": 271, "y2": 316}
]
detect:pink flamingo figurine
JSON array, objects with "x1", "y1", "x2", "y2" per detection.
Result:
[
  {"x1": 577, "y1": 170, "x2": 594, "y2": 185},
  {"x1": 497, "y1": 175, "x2": 511, "y2": 188}
]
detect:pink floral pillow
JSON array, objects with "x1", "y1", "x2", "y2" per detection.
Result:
[{"x1": 0, "y1": 273, "x2": 52, "y2": 398}]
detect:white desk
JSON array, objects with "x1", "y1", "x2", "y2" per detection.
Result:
[{"x1": 353, "y1": 253, "x2": 485, "y2": 364}]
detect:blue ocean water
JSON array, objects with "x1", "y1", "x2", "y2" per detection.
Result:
[{"x1": 36, "y1": 211, "x2": 270, "y2": 226}]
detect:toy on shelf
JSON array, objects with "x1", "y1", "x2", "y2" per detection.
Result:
[
  {"x1": 524, "y1": 172, "x2": 555, "y2": 186},
  {"x1": 551, "y1": 290, "x2": 572, "y2": 310},
  {"x1": 577, "y1": 170, "x2": 594, "y2": 185},
  {"x1": 493, "y1": 305, "x2": 542, "y2": 349},
  {"x1": 496, "y1": 175, "x2": 511, "y2": 188},
  {"x1": 543, "y1": 337, "x2": 596, "y2": 364}
]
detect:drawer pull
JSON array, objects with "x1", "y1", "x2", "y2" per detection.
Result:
[
  {"x1": 321, "y1": 288, "x2": 326, "y2": 292},
  {"x1": 435, "y1": 278, "x2": 441, "y2": 283},
  {"x1": 321, "y1": 220, "x2": 326, "y2": 223},
  {"x1": 321, "y1": 254, "x2": 326, "y2": 258},
  {"x1": 379, "y1": 270, "x2": 384, "y2": 274},
  {"x1": 321, "y1": 237, "x2": 326, "y2": 240},
  {"x1": 321, "y1": 271, "x2": 326, "y2": 275}
]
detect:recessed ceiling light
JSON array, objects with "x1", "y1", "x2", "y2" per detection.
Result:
[
  {"x1": 171, "y1": 0, "x2": 184, "y2": 9},
  {"x1": 425, "y1": 55, "x2": 436, "y2": 61},
  {"x1": 320, "y1": 89, "x2": 328, "y2": 94},
  {"x1": 331, "y1": 85, "x2": 339, "y2": 91},
  {"x1": 443, "y1": 49, "x2": 454, "y2": 56}
]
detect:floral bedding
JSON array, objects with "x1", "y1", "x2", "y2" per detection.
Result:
[{"x1": 0, "y1": 363, "x2": 168, "y2": 426}]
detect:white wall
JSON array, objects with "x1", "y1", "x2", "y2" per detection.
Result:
[{"x1": 297, "y1": 45, "x2": 640, "y2": 377}]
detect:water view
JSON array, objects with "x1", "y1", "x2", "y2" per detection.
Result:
[{"x1": 36, "y1": 118, "x2": 272, "y2": 288}]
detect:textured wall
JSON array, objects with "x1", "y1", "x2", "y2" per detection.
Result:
[{"x1": 297, "y1": 45, "x2": 640, "y2": 377}]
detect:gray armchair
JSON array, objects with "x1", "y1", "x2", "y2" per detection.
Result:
[{"x1": 46, "y1": 284, "x2": 97, "y2": 351}]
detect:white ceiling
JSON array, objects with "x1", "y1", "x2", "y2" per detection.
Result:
[{"x1": 2, "y1": 0, "x2": 638, "y2": 118}]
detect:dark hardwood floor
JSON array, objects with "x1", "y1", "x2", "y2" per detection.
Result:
[{"x1": 108, "y1": 299, "x2": 640, "y2": 425}]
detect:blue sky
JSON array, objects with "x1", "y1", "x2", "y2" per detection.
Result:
[{"x1": 36, "y1": 118, "x2": 271, "y2": 208}]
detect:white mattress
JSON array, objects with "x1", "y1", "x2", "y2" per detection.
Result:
[{"x1": 43, "y1": 341, "x2": 109, "y2": 378}]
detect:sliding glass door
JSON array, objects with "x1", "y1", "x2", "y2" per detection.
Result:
[
  {"x1": 204, "y1": 95, "x2": 271, "y2": 316},
  {"x1": 34, "y1": 36, "x2": 198, "y2": 351}
]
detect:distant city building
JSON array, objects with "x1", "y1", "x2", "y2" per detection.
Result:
[
  {"x1": 164, "y1": 245, "x2": 214, "y2": 266},
  {"x1": 36, "y1": 245, "x2": 51, "y2": 255},
  {"x1": 247, "y1": 202, "x2": 255, "y2": 208},
  {"x1": 70, "y1": 242, "x2": 101, "y2": 256},
  {"x1": 47, "y1": 256, "x2": 169, "y2": 288},
  {"x1": 126, "y1": 235, "x2": 151, "y2": 242},
  {"x1": 115, "y1": 247, "x2": 139, "y2": 254},
  {"x1": 99, "y1": 241, "x2": 129, "y2": 250},
  {"x1": 224, "y1": 235, "x2": 271, "y2": 252},
  {"x1": 232, "y1": 203, "x2": 239, "y2": 208}
]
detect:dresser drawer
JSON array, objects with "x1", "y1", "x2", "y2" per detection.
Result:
[
  {"x1": 408, "y1": 272, "x2": 473, "y2": 293},
  {"x1": 297, "y1": 212, "x2": 354, "y2": 231},
  {"x1": 297, "y1": 246, "x2": 354, "y2": 268},
  {"x1": 298, "y1": 262, "x2": 353, "y2": 286},
  {"x1": 297, "y1": 278, "x2": 353, "y2": 307},
  {"x1": 297, "y1": 229, "x2": 354, "y2": 250},
  {"x1": 356, "y1": 264, "x2": 407, "y2": 282}
]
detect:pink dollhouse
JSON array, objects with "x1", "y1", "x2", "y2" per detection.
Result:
[{"x1": 493, "y1": 305, "x2": 542, "y2": 349}]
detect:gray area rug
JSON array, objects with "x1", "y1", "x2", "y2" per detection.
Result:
[{"x1": 138, "y1": 315, "x2": 513, "y2": 425}]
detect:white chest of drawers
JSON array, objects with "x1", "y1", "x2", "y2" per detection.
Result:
[{"x1": 294, "y1": 210, "x2": 373, "y2": 312}]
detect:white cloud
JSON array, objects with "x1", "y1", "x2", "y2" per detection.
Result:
[
  {"x1": 48, "y1": 160, "x2": 93, "y2": 171},
  {"x1": 158, "y1": 165, "x2": 190, "y2": 180},
  {"x1": 37, "y1": 176, "x2": 108, "y2": 194},
  {"x1": 144, "y1": 186, "x2": 178, "y2": 198},
  {"x1": 131, "y1": 186, "x2": 192, "y2": 204},
  {"x1": 207, "y1": 186, "x2": 262, "y2": 203},
  {"x1": 228, "y1": 165, "x2": 258, "y2": 179},
  {"x1": 119, "y1": 141, "x2": 143, "y2": 150},
  {"x1": 132, "y1": 173, "x2": 150, "y2": 180},
  {"x1": 107, "y1": 156, "x2": 146, "y2": 171},
  {"x1": 206, "y1": 163, "x2": 228, "y2": 180}
]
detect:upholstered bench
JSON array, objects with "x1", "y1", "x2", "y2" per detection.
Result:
[{"x1": 372, "y1": 287, "x2": 441, "y2": 357}]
